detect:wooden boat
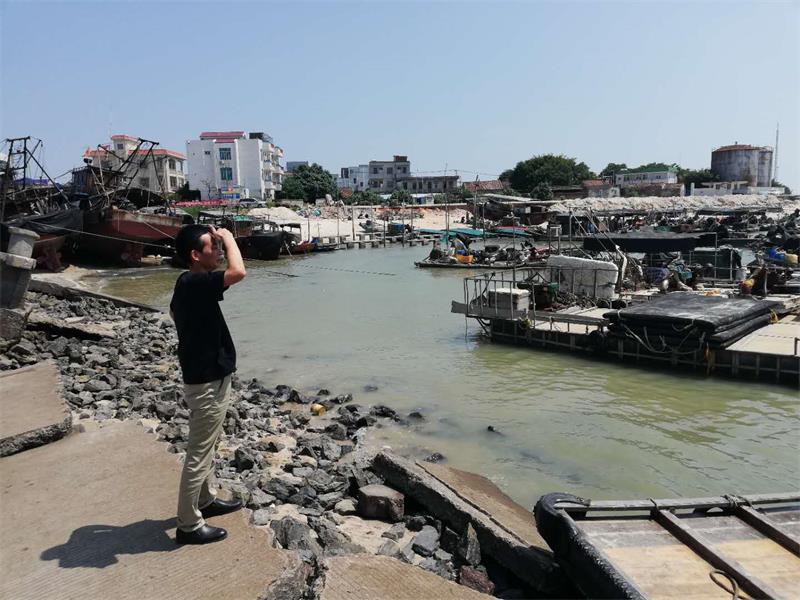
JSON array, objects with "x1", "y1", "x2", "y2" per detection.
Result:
[
  {"x1": 534, "y1": 491, "x2": 800, "y2": 599},
  {"x1": 415, "y1": 259, "x2": 524, "y2": 270}
]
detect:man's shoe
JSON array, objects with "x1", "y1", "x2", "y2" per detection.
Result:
[
  {"x1": 175, "y1": 524, "x2": 228, "y2": 545},
  {"x1": 200, "y1": 498, "x2": 243, "y2": 518}
]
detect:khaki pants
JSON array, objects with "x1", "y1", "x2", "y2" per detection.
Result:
[{"x1": 176, "y1": 375, "x2": 231, "y2": 532}]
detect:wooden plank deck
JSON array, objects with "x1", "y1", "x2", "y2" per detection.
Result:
[{"x1": 727, "y1": 322, "x2": 800, "y2": 357}]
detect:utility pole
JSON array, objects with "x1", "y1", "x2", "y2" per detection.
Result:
[{"x1": 773, "y1": 122, "x2": 779, "y2": 185}]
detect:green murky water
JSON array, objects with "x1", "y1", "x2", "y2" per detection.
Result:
[{"x1": 98, "y1": 245, "x2": 800, "y2": 509}]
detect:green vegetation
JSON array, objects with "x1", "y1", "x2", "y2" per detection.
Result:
[
  {"x1": 530, "y1": 181, "x2": 553, "y2": 200},
  {"x1": 276, "y1": 163, "x2": 338, "y2": 202},
  {"x1": 599, "y1": 162, "x2": 627, "y2": 178},
  {"x1": 346, "y1": 190, "x2": 383, "y2": 205},
  {"x1": 504, "y1": 154, "x2": 595, "y2": 194}
]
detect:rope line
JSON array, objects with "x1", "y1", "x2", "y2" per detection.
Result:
[{"x1": 294, "y1": 264, "x2": 397, "y2": 277}]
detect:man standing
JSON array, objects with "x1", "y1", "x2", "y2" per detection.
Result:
[{"x1": 170, "y1": 224, "x2": 246, "y2": 545}]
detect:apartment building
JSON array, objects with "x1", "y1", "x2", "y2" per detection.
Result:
[
  {"x1": 186, "y1": 131, "x2": 284, "y2": 200},
  {"x1": 82, "y1": 134, "x2": 186, "y2": 194},
  {"x1": 337, "y1": 155, "x2": 460, "y2": 195}
]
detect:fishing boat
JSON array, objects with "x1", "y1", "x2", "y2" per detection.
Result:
[
  {"x1": 534, "y1": 491, "x2": 800, "y2": 599},
  {"x1": 197, "y1": 212, "x2": 286, "y2": 261},
  {"x1": 1, "y1": 137, "x2": 83, "y2": 270},
  {"x1": 82, "y1": 206, "x2": 185, "y2": 265}
]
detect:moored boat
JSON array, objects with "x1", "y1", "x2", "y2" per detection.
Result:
[
  {"x1": 534, "y1": 491, "x2": 800, "y2": 599},
  {"x1": 81, "y1": 206, "x2": 186, "y2": 265}
]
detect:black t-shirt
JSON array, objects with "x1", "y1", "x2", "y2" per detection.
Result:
[{"x1": 170, "y1": 270, "x2": 236, "y2": 384}]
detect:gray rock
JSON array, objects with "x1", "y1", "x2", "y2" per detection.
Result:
[
  {"x1": 321, "y1": 438, "x2": 342, "y2": 461},
  {"x1": 308, "y1": 516, "x2": 365, "y2": 555},
  {"x1": 423, "y1": 452, "x2": 446, "y2": 464},
  {"x1": 405, "y1": 515, "x2": 427, "y2": 531},
  {"x1": 307, "y1": 469, "x2": 344, "y2": 494},
  {"x1": 10, "y1": 339, "x2": 37, "y2": 357},
  {"x1": 434, "y1": 548, "x2": 452, "y2": 562},
  {"x1": 357, "y1": 484, "x2": 404, "y2": 522},
  {"x1": 324, "y1": 423, "x2": 347, "y2": 441},
  {"x1": 292, "y1": 467, "x2": 314, "y2": 479},
  {"x1": 85, "y1": 379, "x2": 111, "y2": 392},
  {"x1": 270, "y1": 516, "x2": 322, "y2": 556},
  {"x1": 411, "y1": 525, "x2": 439, "y2": 557},
  {"x1": 317, "y1": 491, "x2": 344, "y2": 508},
  {"x1": 251, "y1": 508, "x2": 273, "y2": 526},
  {"x1": 247, "y1": 488, "x2": 276, "y2": 508},
  {"x1": 377, "y1": 539, "x2": 402, "y2": 558},
  {"x1": 234, "y1": 447, "x2": 256, "y2": 472},
  {"x1": 334, "y1": 499, "x2": 356, "y2": 515},
  {"x1": 370, "y1": 404, "x2": 397, "y2": 419},
  {"x1": 154, "y1": 401, "x2": 176, "y2": 420},
  {"x1": 457, "y1": 523, "x2": 481, "y2": 566},
  {"x1": 381, "y1": 522, "x2": 406, "y2": 541},
  {"x1": 400, "y1": 541, "x2": 416, "y2": 563}
]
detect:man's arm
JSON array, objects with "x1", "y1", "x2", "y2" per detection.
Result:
[{"x1": 216, "y1": 228, "x2": 246, "y2": 286}]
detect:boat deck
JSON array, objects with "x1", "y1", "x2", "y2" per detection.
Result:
[
  {"x1": 728, "y1": 317, "x2": 800, "y2": 357},
  {"x1": 535, "y1": 493, "x2": 800, "y2": 600}
]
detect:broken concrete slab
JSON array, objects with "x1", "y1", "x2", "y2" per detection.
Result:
[
  {"x1": 372, "y1": 451, "x2": 569, "y2": 596},
  {"x1": 28, "y1": 278, "x2": 160, "y2": 312},
  {"x1": 26, "y1": 311, "x2": 118, "y2": 340},
  {"x1": 0, "y1": 361, "x2": 71, "y2": 456},
  {"x1": 320, "y1": 554, "x2": 491, "y2": 600},
  {"x1": 0, "y1": 420, "x2": 306, "y2": 600}
]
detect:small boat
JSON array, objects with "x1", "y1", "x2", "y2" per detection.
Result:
[
  {"x1": 414, "y1": 259, "x2": 522, "y2": 270},
  {"x1": 534, "y1": 491, "x2": 800, "y2": 599},
  {"x1": 492, "y1": 226, "x2": 534, "y2": 238}
]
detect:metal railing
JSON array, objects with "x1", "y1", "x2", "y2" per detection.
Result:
[{"x1": 458, "y1": 265, "x2": 619, "y2": 322}]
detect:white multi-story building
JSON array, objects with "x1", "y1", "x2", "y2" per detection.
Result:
[
  {"x1": 337, "y1": 164, "x2": 370, "y2": 191},
  {"x1": 615, "y1": 165, "x2": 679, "y2": 187},
  {"x1": 82, "y1": 134, "x2": 187, "y2": 194},
  {"x1": 186, "y1": 131, "x2": 284, "y2": 201}
]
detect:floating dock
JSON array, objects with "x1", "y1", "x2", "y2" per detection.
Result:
[{"x1": 452, "y1": 268, "x2": 800, "y2": 386}]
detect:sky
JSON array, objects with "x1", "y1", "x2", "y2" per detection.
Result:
[{"x1": 1, "y1": 0, "x2": 798, "y2": 189}]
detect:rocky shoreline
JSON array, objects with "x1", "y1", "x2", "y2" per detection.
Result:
[{"x1": 0, "y1": 289, "x2": 537, "y2": 599}]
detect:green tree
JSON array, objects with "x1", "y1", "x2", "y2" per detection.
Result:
[
  {"x1": 276, "y1": 163, "x2": 337, "y2": 202},
  {"x1": 277, "y1": 175, "x2": 306, "y2": 200},
  {"x1": 505, "y1": 154, "x2": 595, "y2": 194},
  {"x1": 389, "y1": 189, "x2": 412, "y2": 205},
  {"x1": 678, "y1": 168, "x2": 718, "y2": 191},
  {"x1": 772, "y1": 179, "x2": 791, "y2": 194},
  {"x1": 599, "y1": 162, "x2": 627, "y2": 178},
  {"x1": 348, "y1": 190, "x2": 382, "y2": 205},
  {"x1": 530, "y1": 182, "x2": 553, "y2": 200}
]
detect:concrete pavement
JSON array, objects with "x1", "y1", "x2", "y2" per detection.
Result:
[
  {"x1": 0, "y1": 361, "x2": 71, "y2": 456},
  {"x1": 0, "y1": 420, "x2": 305, "y2": 600}
]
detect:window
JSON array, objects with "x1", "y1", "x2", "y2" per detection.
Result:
[
  {"x1": 204, "y1": 150, "x2": 211, "y2": 156},
  {"x1": 427, "y1": 181, "x2": 432, "y2": 190},
  {"x1": 387, "y1": 167, "x2": 393, "y2": 174},
  {"x1": 169, "y1": 176, "x2": 177, "y2": 189},
  {"x1": 168, "y1": 159, "x2": 176, "y2": 170},
  {"x1": 372, "y1": 167, "x2": 379, "y2": 174},
  {"x1": 402, "y1": 182, "x2": 407, "y2": 190},
  {"x1": 220, "y1": 167, "x2": 233, "y2": 181},
  {"x1": 139, "y1": 177, "x2": 150, "y2": 188},
  {"x1": 219, "y1": 148, "x2": 231, "y2": 160},
  {"x1": 116, "y1": 143, "x2": 123, "y2": 150}
]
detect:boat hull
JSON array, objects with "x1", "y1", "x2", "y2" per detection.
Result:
[
  {"x1": 238, "y1": 231, "x2": 285, "y2": 261},
  {"x1": 80, "y1": 207, "x2": 185, "y2": 266}
]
